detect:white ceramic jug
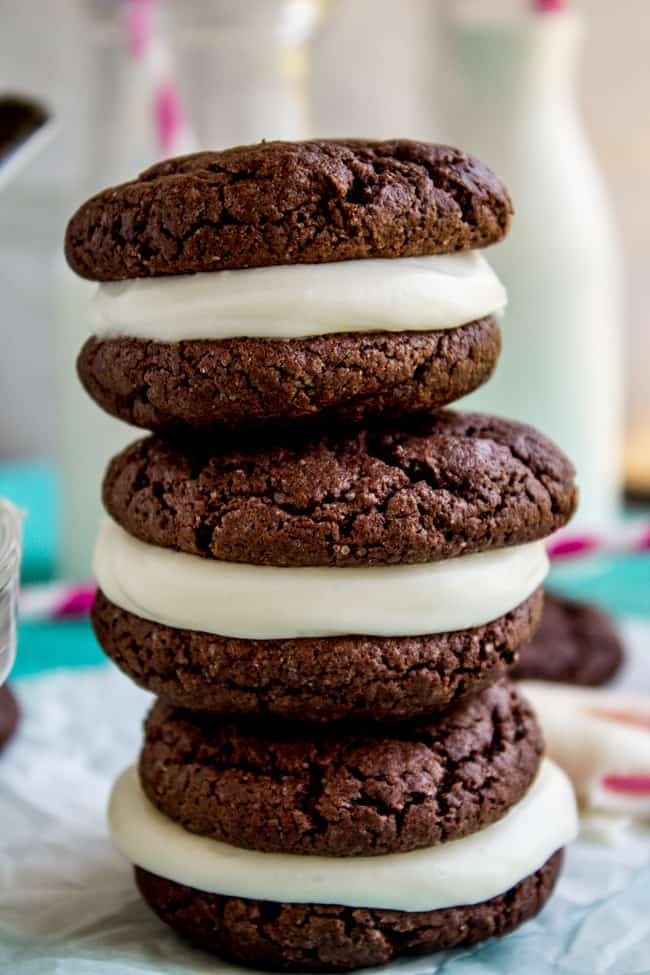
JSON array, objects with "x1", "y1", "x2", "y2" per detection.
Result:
[{"x1": 443, "y1": 6, "x2": 624, "y2": 527}]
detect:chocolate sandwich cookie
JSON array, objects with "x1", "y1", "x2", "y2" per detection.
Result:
[
  {"x1": 92, "y1": 411, "x2": 575, "y2": 721},
  {"x1": 110, "y1": 752, "x2": 577, "y2": 972},
  {"x1": 0, "y1": 685, "x2": 18, "y2": 751},
  {"x1": 139, "y1": 681, "x2": 543, "y2": 857},
  {"x1": 135, "y1": 851, "x2": 563, "y2": 973},
  {"x1": 67, "y1": 140, "x2": 513, "y2": 434},
  {"x1": 512, "y1": 591, "x2": 624, "y2": 686}
]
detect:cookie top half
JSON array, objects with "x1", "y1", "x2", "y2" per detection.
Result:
[
  {"x1": 102, "y1": 411, "x2": 577, "y2": 568},
  {"x1": 65, "y1": 140, "x2": 512, "y2": 280},
  {"x1": 139, "y1": 680, "x2": 543, "y2": 857}
]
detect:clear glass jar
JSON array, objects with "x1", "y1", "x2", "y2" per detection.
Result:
[{"x1": 0, "y1": 500, "x2": 22, "y2": 684}]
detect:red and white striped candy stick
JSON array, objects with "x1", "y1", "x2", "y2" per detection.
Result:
[
  {"x1": 547, "y1": 521, "x2": 650, "y2": 561},
  {"x1": 19, "y1": 582, "x2": 96, "y2": 622},
  {"x1": 520, "y1": 681, "x2": 650, "y2": 817}
]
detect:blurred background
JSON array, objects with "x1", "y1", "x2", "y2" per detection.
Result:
[
  {"x1": 0, "y1": 0, "x2": 648, "y2": 587},
  {"x1": 2, "y1": 5, "x2": 649, "y2": 955}
]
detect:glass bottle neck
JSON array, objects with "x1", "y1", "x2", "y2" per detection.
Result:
[{"x1": 446, "y1": 12, "x2": 583, "y2": 113}]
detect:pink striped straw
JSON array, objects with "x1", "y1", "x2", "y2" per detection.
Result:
[
  {"x1": 154, "y1": 81, "x2": 185, "y2": 154},
  {"x1": 125, "y1": 0, "x2": 155, "y2": 57},
  {"x1": 124, "y1": 0, "x2": 192, "y2": 155},
  {"x1": 534, "y1": 0, "x2": 566, "y2": 11}
]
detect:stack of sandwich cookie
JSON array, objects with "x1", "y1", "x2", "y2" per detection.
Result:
[{"x1": 66, "y1": 139, "x2": 579, "y2": 971}]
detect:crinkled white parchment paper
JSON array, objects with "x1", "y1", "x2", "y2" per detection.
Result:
[{"x1": 1, "y1": 620, "x2": 649, "y2": 975}]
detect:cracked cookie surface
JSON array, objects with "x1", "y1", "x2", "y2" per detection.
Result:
[
  {"x1": 92, "y1": 588, "x2": 542, "y2": 722},
  {"x1": 138, "y1": 680, "x2": 543, "y2": 857},
  {"x1": 135, "y1": 851, "x2": 562, "y2": 972},
  {"x1": 77, "y1": 316, "x2": 501, "y2": 435},
  {"x1": 65, "y1": 140, "x2": 512, "y2": 280},
  {"x1": 103, "y1": 411, "x2": 577, "y2": 567}
]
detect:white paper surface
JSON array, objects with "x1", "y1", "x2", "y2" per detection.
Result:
[{"x1": 1, "y1": 620, "x2": 649, "y2": 975}]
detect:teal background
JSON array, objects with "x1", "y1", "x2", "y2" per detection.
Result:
[{"x1": 2, "y1": 462, "x2": 649, "y2": 680}]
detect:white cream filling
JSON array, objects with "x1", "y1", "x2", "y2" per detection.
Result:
[
  {"x1": 90, "y1": 251, "x2": 506, "y2": 341},
  {"x1": 108, "y1": 758, "x2": 577, "y2": 911},
  {"x1": 93, "y1": 519, "x2": 549, "y2": 640}
]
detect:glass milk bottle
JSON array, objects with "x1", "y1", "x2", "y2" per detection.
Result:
[{"x1": 442, "y1": 5, "x2": 624, "y2": 527}]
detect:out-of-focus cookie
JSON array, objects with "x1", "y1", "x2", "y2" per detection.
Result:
[
  {"x1": 0, "y1": 685, "x2": 18, "y2": 750},
  {"x1": 513, "y1": 591, "x2": 623, "y2": 686}
]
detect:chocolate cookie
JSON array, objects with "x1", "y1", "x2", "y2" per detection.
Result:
[
  {"x1": 65, "y1": 141, "x2": 512, "y2": 281},
  {"x1": 0, "y1": 685, "x2": 18, "y2": 750},
  {"x1": 77, "y1": 316, "x2": 501, "y2": 436},
  {"x1": 512, "y1": 591, "x2": 624, "y2": 686},
  {"x1": 135, "y1": 850, "x2": 562, "y2": 972},
  {"x1": 103, "y1": 411, "x2": 576, "y2": 568},
  {"x1": 93, "y1": 587, "x2": 542, "y2": 722},
  {"x1": 139, "y1": 680, "x2": 543, "y2": 857}
]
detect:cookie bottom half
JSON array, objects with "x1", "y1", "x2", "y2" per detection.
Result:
[
  {"x1": 92, "y1": 588, "x2": 543, "y2": 722},
  {"x1": 77, "y1": 318, "x2": 500, "y2": 436},
  {"x1": 135, "y1": 850, "x2": 563, "y2": 972}
]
